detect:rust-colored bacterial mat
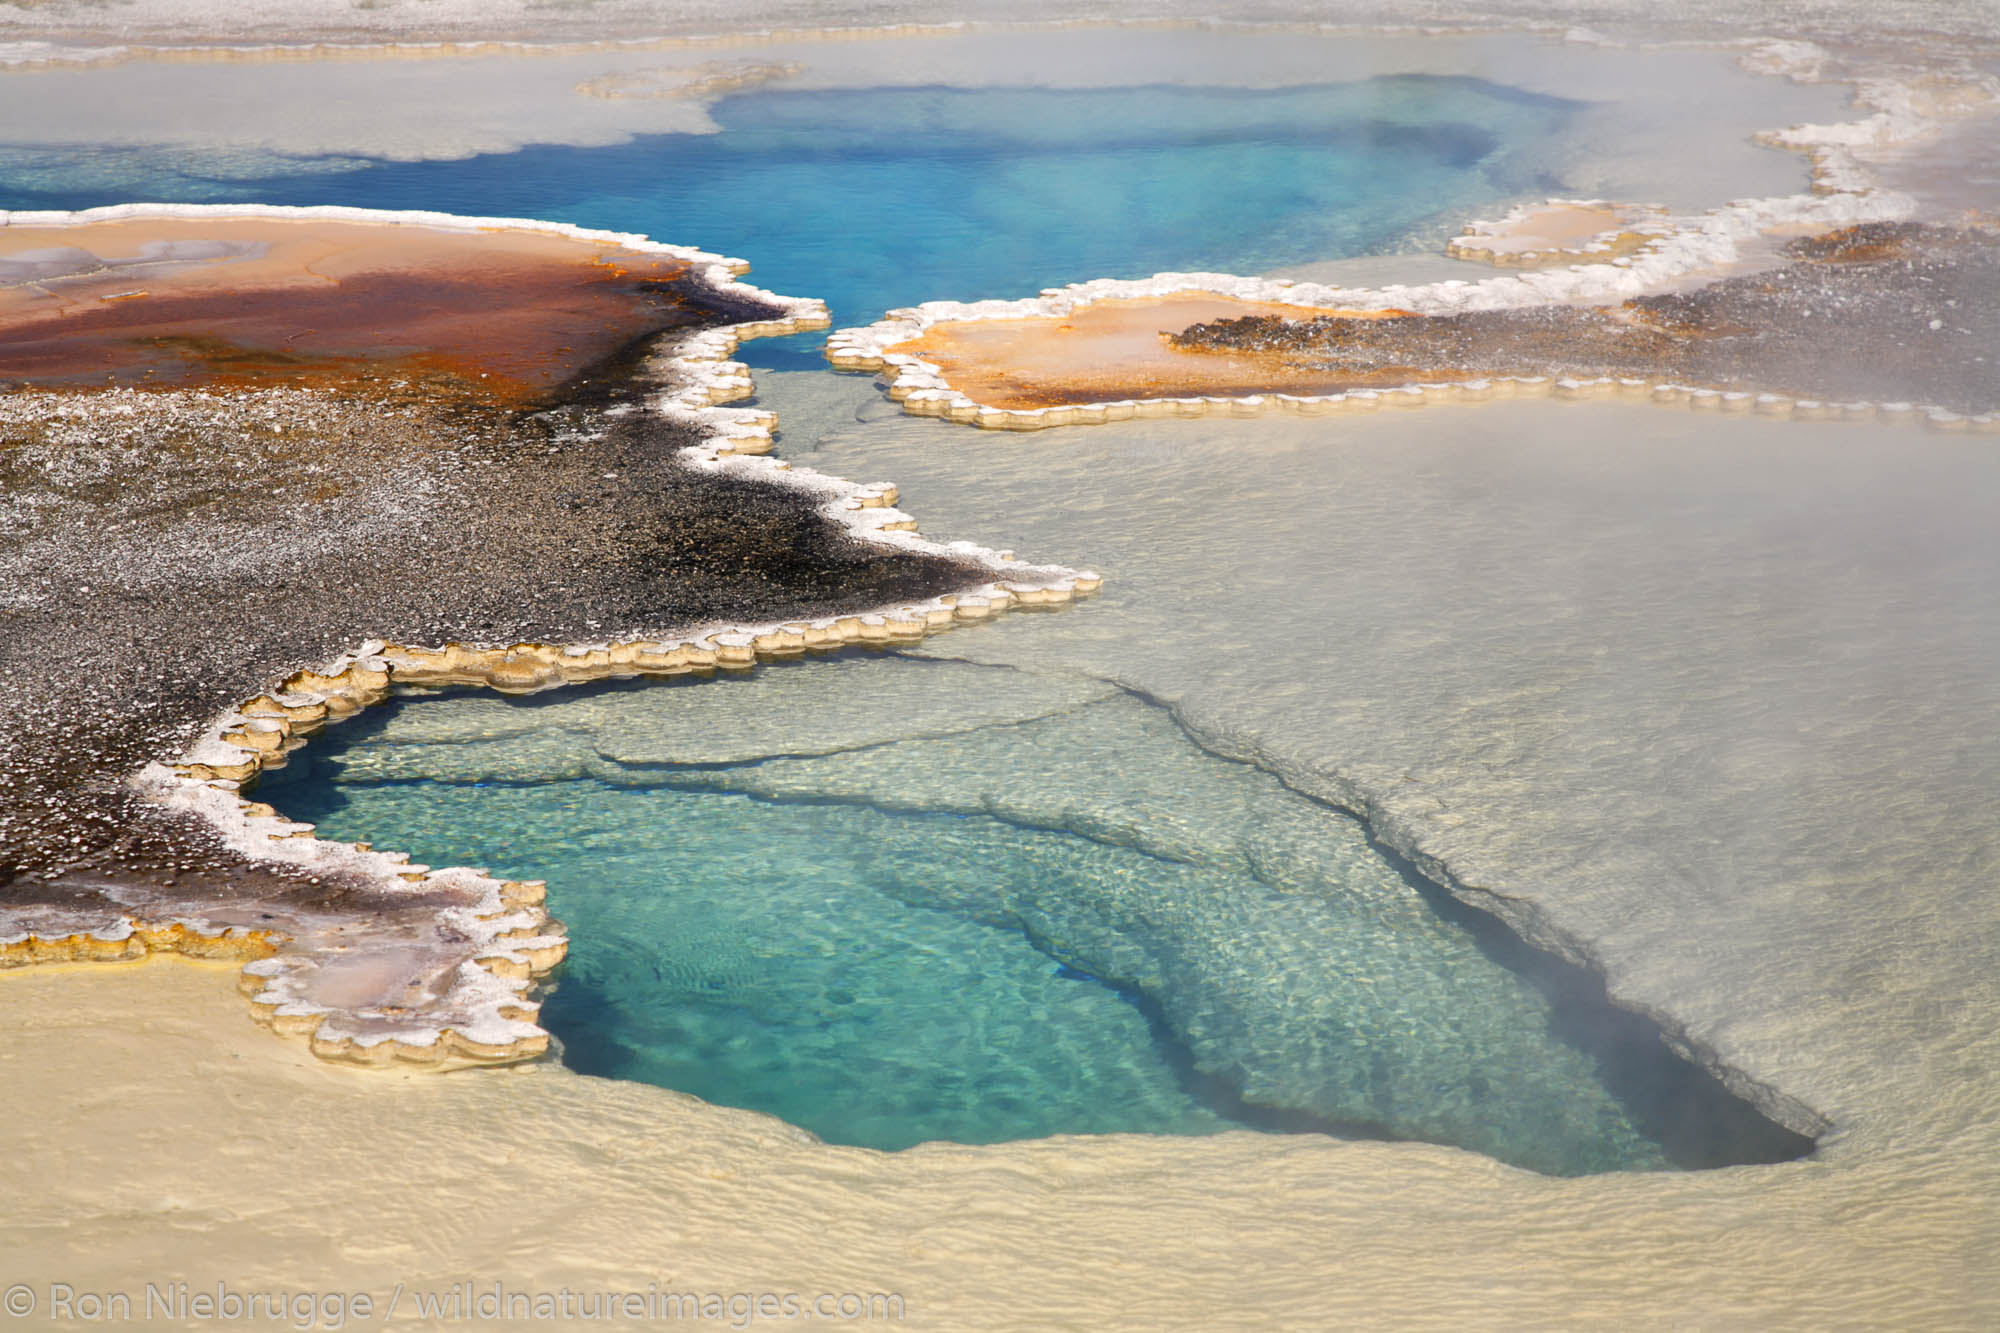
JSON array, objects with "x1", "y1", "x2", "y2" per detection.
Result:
[{"x1": 0, "y1": 216, "x2": 709, "y2": 404}]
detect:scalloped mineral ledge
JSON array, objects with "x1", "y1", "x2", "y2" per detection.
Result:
[
  {"x1": 824, "y1": 58, "x2": 1998, "y2": 435},
  {"x1": 108, "y1": 552, "x2": 1096, "y2": 1068},
  {"x1": 0, "y1": 203, "x2": 1098, "y2": 1069},
  {"x1": 1443, "y1": 198, "x2": 1670, "y2": 268}
]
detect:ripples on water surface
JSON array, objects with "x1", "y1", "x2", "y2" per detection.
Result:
[
  {"x1": 265, "y1": 659, "x2": 1813, "y2": 1175},
  {"x1": 12, "y1": 72, "x2": 1820, "y2": 1170}
]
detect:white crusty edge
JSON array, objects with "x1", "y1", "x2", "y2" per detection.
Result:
[
  {"x1": 0, "y1": 202, "x2": 1100, "y2": 1068},
  {"x1": 825, "y1": 46, "x2": 1998, "y2": 436},
  {"x1": 1443, "y1": 198, "x2": 1673, "y2": 267}
]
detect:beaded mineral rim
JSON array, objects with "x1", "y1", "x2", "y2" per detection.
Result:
[
  {"x1": 7, "y1": 36, "x2": 1995, "y2": 1064},
  {"x1": 823, "y1": 48, "x2": 1998, "y2": 435},
  {"x1": 0, "y1": 203, "x2": 1101, "y2": 1070},
  {"x1": 1443, "y1": 198, "x2": 1671, "y2": 269}
]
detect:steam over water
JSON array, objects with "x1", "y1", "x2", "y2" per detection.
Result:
[
  {"x1": 7, "y1": 10, "x2": 2000, "y2": 1322},
  {"x1": 8, "y1": 21, "x2": 1993, "y2": 1190},
  {"x1": 76, "y1": 66, "x2": 1822, "y2": 1167},
  {"x1": 0, "y1": 78, "x2": 1578, "y2": 333}
]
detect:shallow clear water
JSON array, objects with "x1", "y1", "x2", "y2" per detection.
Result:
[
  {"x1": 264, "y1": 656, "x2": 1812, "y2": 1173},
  {"x1": 17, "y1": 70, "x2": 1816, "y2": 1171},
  {"x1": 0, "y1": 78, "x2": 1574, "y2": 340}
]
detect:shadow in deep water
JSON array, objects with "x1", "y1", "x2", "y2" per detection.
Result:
[
  {"x1": 1360, "y1": 832, "x2": 1817, "y2": 1169},
  {"x1": 262, "y1": 660, "x2": 1815, "y2": 1175},
  {"x1": 1056, "y1": 956, "x2": 1410, "y2": 1144},
  {"x1": 540, "y1": 900, "x2": 1402, "y2": 1147}
]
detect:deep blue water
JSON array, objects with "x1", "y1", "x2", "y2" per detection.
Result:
[
  {"x1": 0, "y1": 78, "x2": 1575, "y2": 362},
  {"x1": 15, "y1": 76, "x2": 1818, "y2": 1169}
]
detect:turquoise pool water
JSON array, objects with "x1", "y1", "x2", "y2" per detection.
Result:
[
  {"x1": 0, "y1": 77, "x2": 1575, "y2": 341},
  {"x1": 262, "y1": 657, "x2": 1813, "y2": 1174},
  {"x1": 19, "y1": 74, "x2": 1810, "y2": 1170}
]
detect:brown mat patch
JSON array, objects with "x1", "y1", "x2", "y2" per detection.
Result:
[
  {"x1": 0, "y1": 216, "x2": 706, "y2": 404},
  {"x1": 886, "y1": 294, "x2": 1415, "y2": 410}
]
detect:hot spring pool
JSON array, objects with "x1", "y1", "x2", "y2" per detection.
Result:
[
  {"x1": 260, "y1": 655, "x2": 1811, "y2": 1174},
  {"x1": 0, "y1": 76, "x2": 1577, "y2": 341},
  {"x1": 15, "y1": 65, "x2": 1824, "y2": 1172}
]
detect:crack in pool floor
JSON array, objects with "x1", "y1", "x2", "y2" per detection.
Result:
[{"x1": 259, "y1": 651, "x2": 1815, "y2": 1174}]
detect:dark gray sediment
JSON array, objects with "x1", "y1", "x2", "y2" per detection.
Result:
[
  {"x1": 1171, "y1": 223, "x2": 2000, "y2": 413},
  {"x1": 0, "y1": 312, "x2": 987, "y2": 924}
]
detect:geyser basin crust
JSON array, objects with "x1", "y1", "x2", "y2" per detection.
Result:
[
  {"x1": 3, "y1": 13, "x2": 1998, "y2": 1327},
  {"x1": 868, "y1": 223, "x2": 1996, "y2": 418},
  {"x1": 838, "y1": 225, "x2": 2000, "y2": 431},
  {"x1": 1444, "y1": 198, "x2": 1669, "y2": 268},
  {"x1": 0, "y1": 205, "x2": 1093, "y2": 1066},
  {"x1": 879, "y1": 293, "x2": 1414, "y2": 410},
  {"x1": 1172, "y1": 223, "x2": 2000, "y2": 416}
]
